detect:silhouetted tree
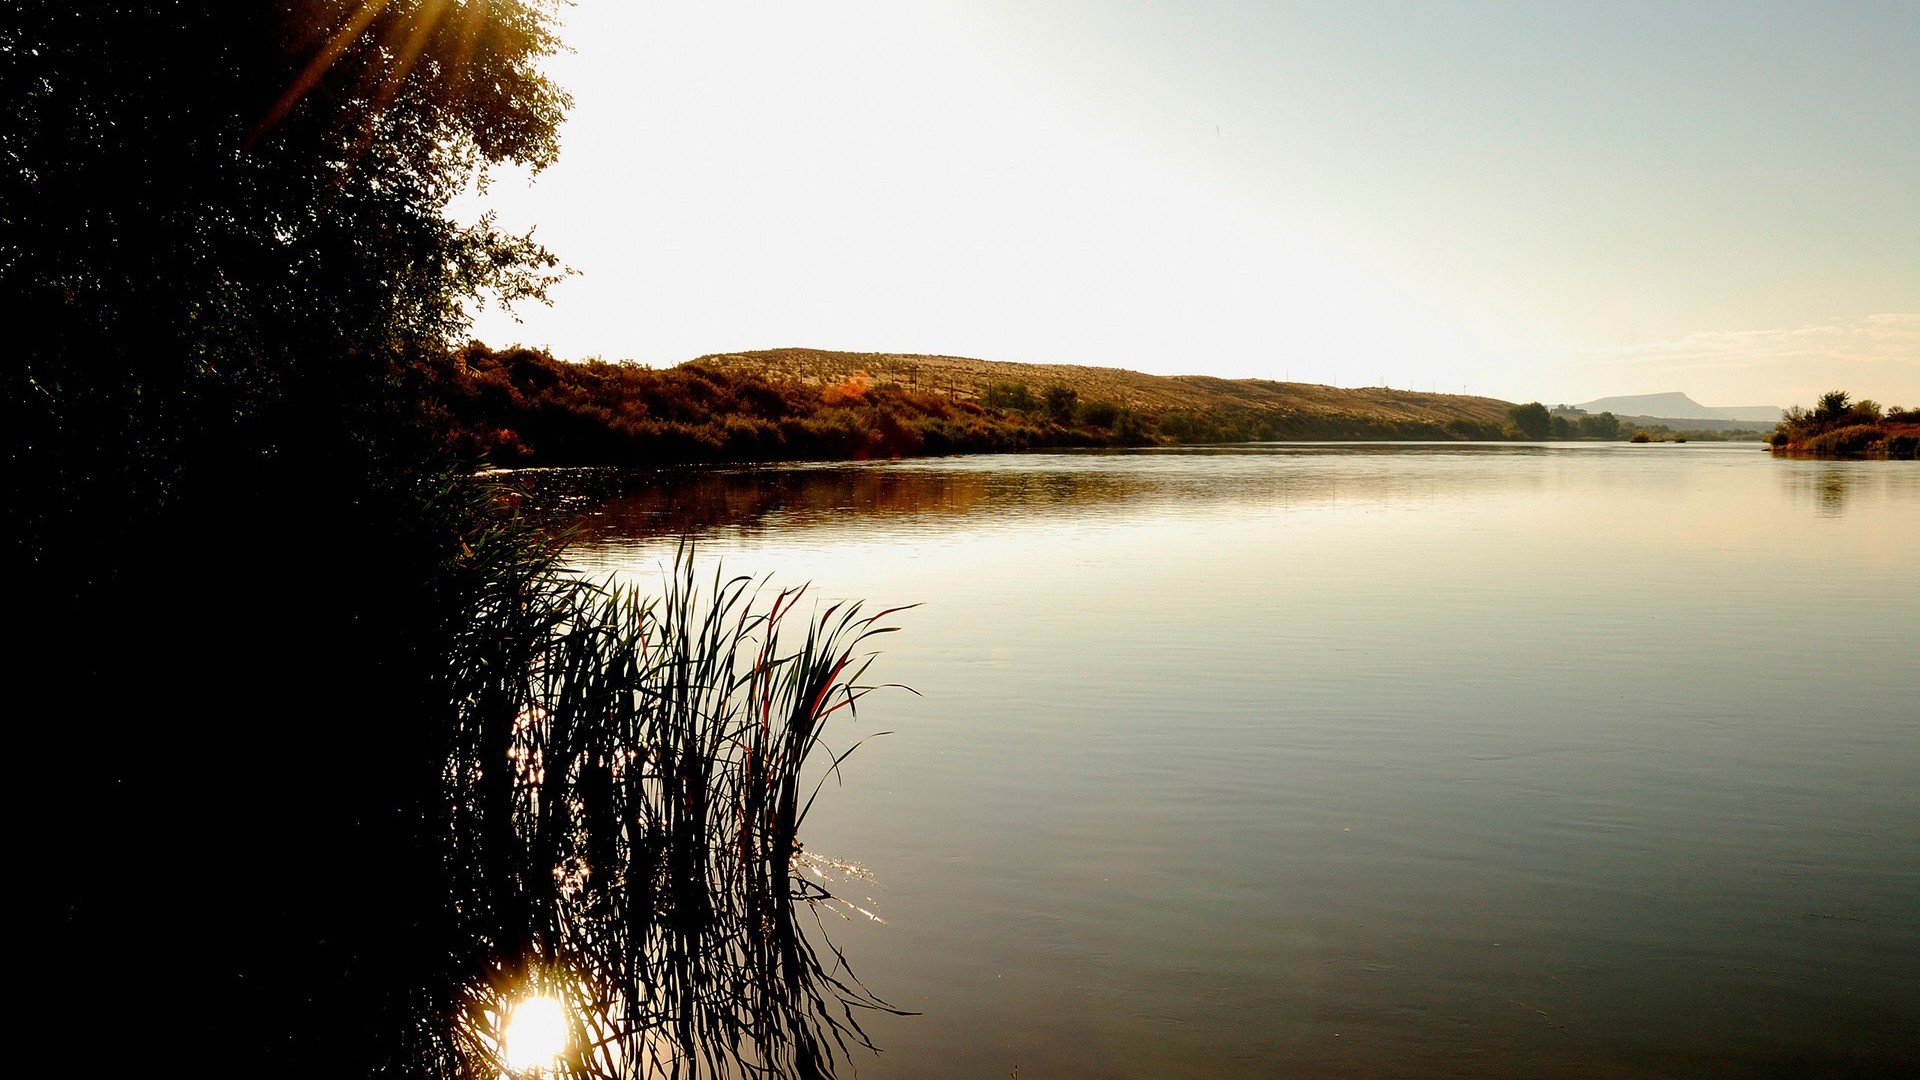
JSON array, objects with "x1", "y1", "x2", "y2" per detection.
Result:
[
  {"x1": 1814, "y1": 389, "x2": 1852, "y2": 423},
  {"x1": 7, "y1": 1, "x2": 565, "y2": 569},
  {"x1": 6, "y1": 3, "x2": 568, "y2": 1075}
]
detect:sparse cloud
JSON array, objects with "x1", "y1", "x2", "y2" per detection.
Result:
[{"x1": 1579, "y1": 314, "x2": 1920, "y2": 405}]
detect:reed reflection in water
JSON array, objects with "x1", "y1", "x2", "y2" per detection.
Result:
[{"x1": 422, "y1": 544, "x2": 909, "y2": 1079}]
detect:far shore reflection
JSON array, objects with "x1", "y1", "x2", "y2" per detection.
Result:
[{"x1": 502, "y1": 442, "x2": 1670, "y2": 544}]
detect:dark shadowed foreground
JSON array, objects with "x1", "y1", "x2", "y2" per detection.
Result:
[{"x1": 9, "y1": 5, "x2": 903, "y2": 1076}]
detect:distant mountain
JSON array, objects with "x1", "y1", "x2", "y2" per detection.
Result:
[{"x1": 1574, "y1": 392, "x2": 1782, "y2": 423}]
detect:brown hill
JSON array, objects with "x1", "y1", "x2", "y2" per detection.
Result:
[
  {"x1": 427, "y1": 344, "x2": 1543, "y2": 470},
  {"x1": 692, "y1": 347, "x2": 1515, "y2": 433}
]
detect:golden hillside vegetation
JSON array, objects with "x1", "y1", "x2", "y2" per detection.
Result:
[{"x1": 693, "y1": 348, "x2": 1516, "y2": 432}]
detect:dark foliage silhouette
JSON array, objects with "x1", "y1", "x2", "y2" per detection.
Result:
[{"x1": 9, "y1": 5, "x2": 904, "y2": 1077}]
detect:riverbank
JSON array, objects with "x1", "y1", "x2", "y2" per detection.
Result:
[
  {"x1": 429, "y1": 345, "x2": 1577, "y2": 466},
  {"x1": 1770, "y1": 422, "x2": 1920, "y2": 459},
  {"x1": 1766, "y1": 391, "x2": 1920, "y2": 459}
]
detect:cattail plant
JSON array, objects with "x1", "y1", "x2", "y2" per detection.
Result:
[{"x1": 406, "y1": 529, "x2": 908, "y2": 1079}]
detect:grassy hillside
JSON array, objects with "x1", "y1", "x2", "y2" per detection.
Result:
[
  {"x1": 695, "y1": 348, "x2": 1516, "y2": 437},
  {"x1": 427, "y1": 344, "x2": 1531, "y2": 468}
]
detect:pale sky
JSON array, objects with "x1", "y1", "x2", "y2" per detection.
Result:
[{"x1": 459, "y1": 0, "x2": 1918, "y2": 408}]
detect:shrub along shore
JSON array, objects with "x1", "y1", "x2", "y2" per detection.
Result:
[
  {"x1": 429, "y1": 344, "x2": 1656, "y2": 466},
  {"x1": 1768, "y1": 391, "x2": 1920, "y2": 459}
]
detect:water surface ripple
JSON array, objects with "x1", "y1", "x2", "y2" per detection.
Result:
[{"x1": 529, "y1": 443, "x2": 1919, "y2": 1079}]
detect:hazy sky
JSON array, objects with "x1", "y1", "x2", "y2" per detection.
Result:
[{"x1": 460, "y1": 0, "x2": 1918, "y2": 407}]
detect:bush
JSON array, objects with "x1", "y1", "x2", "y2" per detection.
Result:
[
  {"x1": 980, "y1": 381, "x2": 1037, "y2": 412},
  {"x1": 1578, "y1": 412, "x2": 1622, "y2": 439},
  {"x1": 1113, "y1": 409, "x2": 1156, "y2": 445},
  {"x1": 1805, "y1": 424, "x2": 1883, "y2": 457},
  {"x1": 1041, "y1": 384, "x2": 1079, "y2": 423},
  {"x1": 1077, "y1": 400, "x2": 1122, "y2": 428},
  {"x1": 1506, "y1": 401, "x2": 1552, "y2": 439},
  {"x1": 1157, "y1": 412, "x2": 1211, "y2": 442}
]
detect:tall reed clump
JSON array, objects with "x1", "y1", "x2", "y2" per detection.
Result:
[{"x1": 407, "y1": 529, "x2": 908, "y2": 1080}]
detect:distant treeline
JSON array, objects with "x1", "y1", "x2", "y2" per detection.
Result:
[
  {"x1": 1622, "y1": 425, "x2": 1764, "y2": 443},
  {"x1": 1769, "y1": 391, "x2": 1920, "y2": 459},
  {"x1": 1546, "y1": 404, "x2": 1773, "y2": 444},
  {"x1": 429, "y1": 346, "x2": 1621, "y2": 467}
]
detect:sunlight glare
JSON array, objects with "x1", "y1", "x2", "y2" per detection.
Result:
[{"x1": 501, "y1": 994, "x2": 569, "y2": 1074}]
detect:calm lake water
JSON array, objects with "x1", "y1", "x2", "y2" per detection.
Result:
[{"x1": 533, "y1": 443, "x2": 1919, "y2": 1079}]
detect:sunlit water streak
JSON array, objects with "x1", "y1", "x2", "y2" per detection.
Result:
[{"x1": 525, "y1": 443, "x2": 1920, "y2": 1079}]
